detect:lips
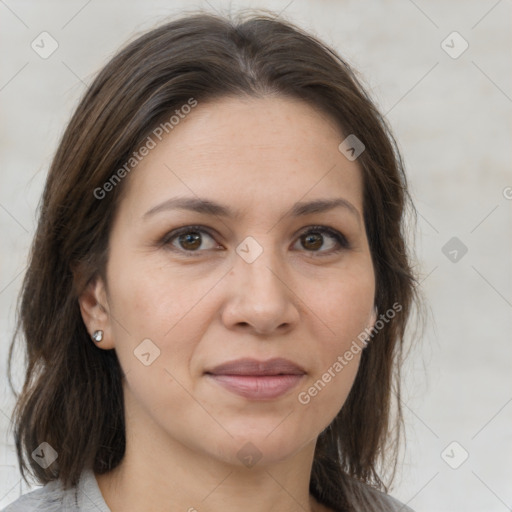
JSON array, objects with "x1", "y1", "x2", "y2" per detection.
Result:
[
  {"x1": 205, "y1": 358, "x2": 306, "y2": 400},
  {"x1": 206, "y1": 357, "x2": 306, "y2": 376}
]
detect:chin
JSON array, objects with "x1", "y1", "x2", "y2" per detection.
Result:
[{"x1": 206, "y1": 422, "x2": 317, "y2": 468}]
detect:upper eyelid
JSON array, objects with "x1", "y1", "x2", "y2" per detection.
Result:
[{"x1": 163, "y1": 224, "x2": 348, "y2": 250}]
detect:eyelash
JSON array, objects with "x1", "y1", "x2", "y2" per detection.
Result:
[{"x1": 159, "y1": 224, "x2": 350, "y2": 258}]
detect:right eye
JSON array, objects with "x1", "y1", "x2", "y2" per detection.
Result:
[{"x1": 160, "y1": 225, "x2": 223, "y2": 255}]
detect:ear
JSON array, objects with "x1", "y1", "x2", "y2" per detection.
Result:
[
  {"x1": 363, "y1": 306, "x2": 378, "y2": 344},
  {"x1": 368, "y1": 306, "x2": 378, "y2": 330},
  {"x1": 77, "y1": 276, "x2": 115, "y2": 349}
]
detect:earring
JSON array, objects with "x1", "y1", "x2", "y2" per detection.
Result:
[{"x1": 91, "y1": 330, "x2": 104, "y2": 342}]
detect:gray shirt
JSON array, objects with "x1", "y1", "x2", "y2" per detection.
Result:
[
  {"x1": 1, "y1": 468, "x2": 109, "y2": 512},
  {"x1": 1, "y1": 469, "x2": 414, "y2": 511}
]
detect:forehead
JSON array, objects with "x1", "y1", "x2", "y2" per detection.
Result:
[{"x1": 119, "y1": 96, "x2": 364, "y2": 218}]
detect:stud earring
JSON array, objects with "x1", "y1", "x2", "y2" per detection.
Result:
[{"x1": 91, "y1": 330, "x2": 104, "y2": 342}]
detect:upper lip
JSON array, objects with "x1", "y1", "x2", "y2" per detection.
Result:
[{"x1": 206, "y1": 358, "x2": 306, "y2": 376}]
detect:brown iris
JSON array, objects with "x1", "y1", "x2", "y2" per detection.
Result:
[
  {"x1": 301, "y1": 232, "x2": 323, "y2": 250},
  {"x1": 178, "y1": 232, "x2": 202, "y2": 250}
]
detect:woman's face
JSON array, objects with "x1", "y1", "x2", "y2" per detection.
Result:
[{"x1": 87, "y1": 96, "x2": 376, "y2": 467}]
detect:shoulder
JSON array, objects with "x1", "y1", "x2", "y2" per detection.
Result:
[
  {"x1": 1, "y1": 478, "x2": 67, "y2": 512},
  {"x1": 1, "y1": 468, "x2": 110, "y2": 512},
  {"x1": 349, "y1": 479, "x2": 414, "y2": 512},
  {"x1": 366, "y1": 489, "x2": 414, "y2": 512}
]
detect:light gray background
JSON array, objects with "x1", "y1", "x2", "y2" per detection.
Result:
[{"x1": 1, "y1": 1, "x2": 511, "y2": 511}]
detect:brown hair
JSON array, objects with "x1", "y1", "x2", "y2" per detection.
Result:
[{"x1": 7, "y1": 9, "x2": 419, "y2": 511}]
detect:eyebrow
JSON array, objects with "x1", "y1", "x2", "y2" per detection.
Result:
[{"x1": 143, "y1": 196, "x2": 361, "y2": 223}]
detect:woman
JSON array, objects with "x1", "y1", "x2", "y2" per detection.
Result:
[{"x1": 4, "y1": 9, "x2": 419, "y2": 512}]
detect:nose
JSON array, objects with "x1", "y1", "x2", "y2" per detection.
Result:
[{"x1": 220, "y1": 245, "x2": 300, "y2": 336}]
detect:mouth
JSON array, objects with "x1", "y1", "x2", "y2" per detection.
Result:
[{"x1": 205, "y1": 358, "x2": 306, "y2": 401}]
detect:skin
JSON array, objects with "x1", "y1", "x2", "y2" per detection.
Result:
[{"x1": 79, "y1": 96, "x2": 376, "y2": 512}]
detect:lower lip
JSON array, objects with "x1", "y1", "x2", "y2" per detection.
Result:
[{"x1": 207, "y1": 374, "x2": 304, "y2": 400}]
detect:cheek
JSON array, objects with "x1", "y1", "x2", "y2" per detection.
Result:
[
  {"x1": 296, "y1": 260, "x2": 374, "y2": 422},
  {"x1": 107, "y1": 255, "x2": 214, "y2": 337},
  {"x1": 105, "y1": 257, "x2": 223, "y2": 384},
  {"x1": 312, "y1": 259, "x2": 375, "y2": 345},
  {"x1": 296, "y1": 351, "x2": 361, "y2": 439}
]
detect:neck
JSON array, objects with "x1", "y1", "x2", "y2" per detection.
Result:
[
  {"x1": 94, "y1": 390, "x2": 329, "y2": 512},
  {"x1": 96, "y1": 441, "x2": 327, "y2": 512}
]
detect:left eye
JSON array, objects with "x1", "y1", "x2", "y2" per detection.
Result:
[
  {"x1": 293, "y1": 226, "x2": 349, "y2": 254},
  {"x1": 161, "y1": 225, "x2": 349, "y2": 256}
]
